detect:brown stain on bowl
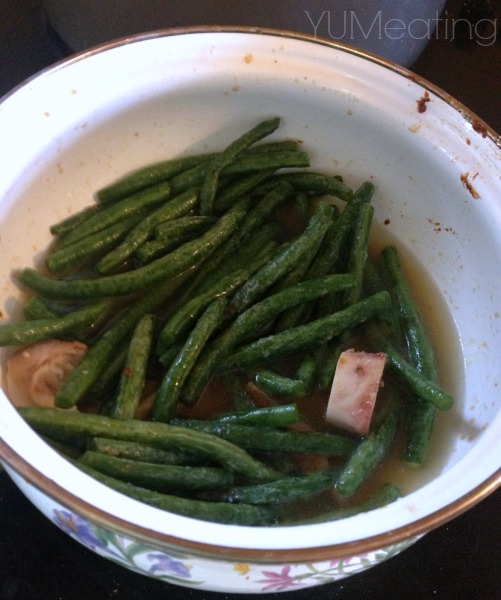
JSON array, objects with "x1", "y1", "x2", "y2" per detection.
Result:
[
  {"x1": 461, "y1": 172, "x2": 481, "y2": 199},
  {"x1": 472, "y1": 120, "x2": 488, "y2": 138},
  {"x1": 416, "y1": 91, "x2": 430, "y2": 113},
  {"x1": 243, "y1": 54, "x2": 253, "y2": 64}
]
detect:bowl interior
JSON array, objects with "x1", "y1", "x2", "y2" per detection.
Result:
[{"x1": 0, "y1": 29, "x2": 500, "y2": 553}]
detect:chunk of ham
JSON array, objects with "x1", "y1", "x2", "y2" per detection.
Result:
[
  {"x1": 6, "y1": 340, "x2": 88, "y2": 408},
  {"x1": 325, "y1": 349, "x2": 386, "y2": 436}
]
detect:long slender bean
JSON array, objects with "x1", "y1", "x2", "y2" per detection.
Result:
[
  {"x1": 199, "y1": 117, "x2": 281, "y2": 215},
  {"x1": 183, "y1": 273, "x2": 356, "y2": 404},
  {"x1": 80, "y1": 451, "x2": 234, "y2": 492},
  {"x1": 73, "y1": 459, "x2": 274, "y2": 525},
  {"x1": 219, "y1": 291, "x2": 391, "y2": 373},
  {"x1": 97, "y1": 189, "x2": 198, "y2": 274},
  {"x1": 19, "y1": 407, "x2": 280, "y2": 482},
  {"x1": 111, "y1": 314, "x2": 155, "y2": 419},
  {"x1": 60, "y1": 182, "x2": 172, "y2": 247},
  {"x1": 0, "y1": 299, "x2": 108, "y2": 346},
  {"x1": 213, "y1": 403, "x2": 300, "y2": 427},
  {"x1": 18, "y1": 199, "x2": 248, "y2": 299},
  {"x1": 380, "y1": 245, "x2": 438, "y2": 464},
  {"x1": 53, "y1": 269, "x2": 195, "y2": 408},
  {"x1": 170, "y1": 419, "x2": 358, "y2": 456},
  {"x1": 152, "y1": 298, "x2": 227, "y2": 422}
]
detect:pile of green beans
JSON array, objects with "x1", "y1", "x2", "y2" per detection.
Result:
[{"x1": 2, "y1": 118, "x2": 454, "y2": 526}]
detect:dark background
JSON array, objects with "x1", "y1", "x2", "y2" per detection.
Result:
[{"x1": 1, "y1": 1, "x2": 500, "y2": 599}]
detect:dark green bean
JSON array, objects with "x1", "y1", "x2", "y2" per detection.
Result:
[
  {"x1": 219, "y1": 291, "x2": 391, "y2": 373},
  {"x1": 168, "y1": 149, "x2": 310, "y2": 196},
  {"x1": 214, "y1": 470, "x2": 338, "y2": 505},
  {"x1": 50, "y1": 204, "x2": 101, "y2": 236},
  {"x1": 170, "y1": 419, "x2": 358, "y2": 456},
  {"x1": 89, "y1": 437, "x2": 206, "y2": 466},
  {"x1": 221, "y1": 374, "x2": 256, "y2": 412},
  {"x1": 380, "y1": 339, "x2": 453, "y2": 410},
  {"x1": 53, "y1": 269, "x2": 195, "y2": 408},
  {"x1": 276, "y1": 171, "x2": 354, "y2": 202},
  {"x1": 380, "y1": 245, "x2": 438, "y2": 464},
  {"x1": 199, "y1": 117, "x2": 281, "y2": 215},
  {"x1": 230, "y1": 201, "x2": 334, "y2": 314},
  {"x1": 152, "y1": 298, "x2": 227, "y2": 422},
  {"x1": 96, "y1": 153, "x2": 214, "y2": 204},
  {"x1": 296, "y1": 483, "x2": 401, "y2": 524},
  {"x1": 46, "y1": 212, "x2": 145, "y2": 273},
  {"x1": 335, "y1": 398, "x2": 400, "y2": 497},
  {"x1": 23, "y1": 296, "x2": 59, "y2": 320},
  {"x1": 18, "y1": 199, "x2": 248, "y2": 299},
  {"x1": 253, "y1": 353, "x2": 317, "y2": 399},
  {"x1": 213, "y1": 403, "x2": 300, "y2": 427},
  {"x1": 97, "y1": 189, "x2": 198, "y2": 274},
  {"x1": 0, "y1": 299, "x2": 108, "y2": 346},
  {"x1": 60, "y1": 182, "x2": 172, "y2": 247},
  {"x1": 183, "y1": 273, "x2": 356, "y2": 404},
  {"x1": 80, "y1": 451, "x2": 234, "y2": 492},
  {"x1": 213, "y1": 169, "x2": 275, "y2": 214},
  {"x1": 19, "y1": 407, "x2": 280, "y2": 482},
  {"x1": 77, "y1": 460, "x2": 275, "y2": 525},
  {"x1": 111, "y1": 314, "x2": 155, "y2": 419}
]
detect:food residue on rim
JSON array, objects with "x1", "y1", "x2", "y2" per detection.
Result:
[
  {"x1": 472, "y1": 120, "x2": 488, "y2": 138},
  {"x1": 416, "y1": 91, "x2": 430, "y2": 113},
  {"x1": 427, "y1": 218, "x2": 457, "y2": 235},
  {"x1": 460, "y1": 172, "x2": 481, "y2": 199},
  {"x1": 243, "y1": 54, "x2": 253, "y2": 64}
]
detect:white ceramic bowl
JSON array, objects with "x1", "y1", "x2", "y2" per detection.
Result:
[{"x1": 0, "y1": 29, "x2": 500, "y2": 594}]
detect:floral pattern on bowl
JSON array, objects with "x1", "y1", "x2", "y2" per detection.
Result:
[{"x1": 51, "y1": 506, "x2": 418, "y2": 593}]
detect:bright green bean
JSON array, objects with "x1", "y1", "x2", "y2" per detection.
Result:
[{"x1": 213, "y1": 403, "x2": 300, "y2": 427}]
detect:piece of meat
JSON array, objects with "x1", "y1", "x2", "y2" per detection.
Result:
[
  {"x1": 325, "y1": 349, "x2": 386, "y2": 436},
  {"x1": 6, "y1": 340, "x2": 88, "y2": 408}
]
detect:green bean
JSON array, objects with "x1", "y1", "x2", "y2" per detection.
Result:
[
  {"x1": 60, "y1": 181, "x2": 172, "y2": 247},
  {"x1": 342, "y1": 202, "x2": 374, "y2": 306},
  {"x1": 18, "y1": 199, "x2": 248, "y2": 299},
  {"x1": 199, "y1": 117, "x2": 281, "y2": 215},
  {"x1": 183, "y1": 273, "x2": 356, "y2": 404},
  {"x1": 213, "y1": 169, "x2": 275, "y2": 214},
  {"x1": 380, "y1": 245, "x2": 438, "y2": 464},
  {"x1": 89, "y1": 437, "x2": 206, "y2": 466},
  {"x1": 335, "y1": 398, "x2": 400, "y2": 497},
  {"x1": 152, "y1": 298, "x2": 228, "y2": 422},
  {"x1": 97, "y1": 189, "x2": 198, "y2": 274},
  {"x1": 276, "y1": 171, "x2": 354, "y2": 202},
  {"x1": 111, "y1": 314, "x2": 155, "y2": 419},
  {"x1": 213, "y1": 403, "x2": 300, "y2": 427},
  {"x1": 352, "y1": 180, "x2": 376, "y2": 205},
  {"x1": 171, "y1": 419, "x2": 358, "y2": 456},
  {"x1": 156, "y1": 269, "x2": 250, "y2": 354},
  {"x1": 219, "y1": 291, "x2": 391, "y2": 373},
  {"x1": 168, "y1": 149, "x2": 310, "y2": 196},
  {"x1": 23, "y1": 296, "x2": 59, "y2": 320},
  {"x1": 50, "y1": 204, "x2": 101, "y2": 236},
  {"x1": 296, "y1": 483, "x2": 401, "y2": 524},
  {"x1": 53, "y1": 269, "x2": 194, "y2": 408},
  {"x1": 73, "y1": 459, "x2": 274, "y2": 525},
  {"x1": 222, "y1": 374, "x2": 256, "y2": 412},
  {"x1": 214, "y1": 470, "x2": 338, "y2": 505},
  {"x1": 230, "y1": 201, "x2": 334, "y2": 314},
  {"x1": 46, "y1": 212, "x2": 145, "y2": 273},
  {"x1": 253, "y1": 353, "x2": 317, "y2": 399},
  {"x1": 19, "y1": 407, "x2": 280, "y2": 482},
  {"x1": 0, "y1": 299, "x2": 108, "y2": 346},
  {"x1": 80, "y1": 451, "x2": 234, "y2": 492},
  {"x1": 96, "y1": 153, "x2": 214, "y2": 204},
  {"x1": 380, "y1": 339, "x2": 453, "y2": 410},
  {"x1": 136, "y1": 217, "x2": 217, "y2": 265}
]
